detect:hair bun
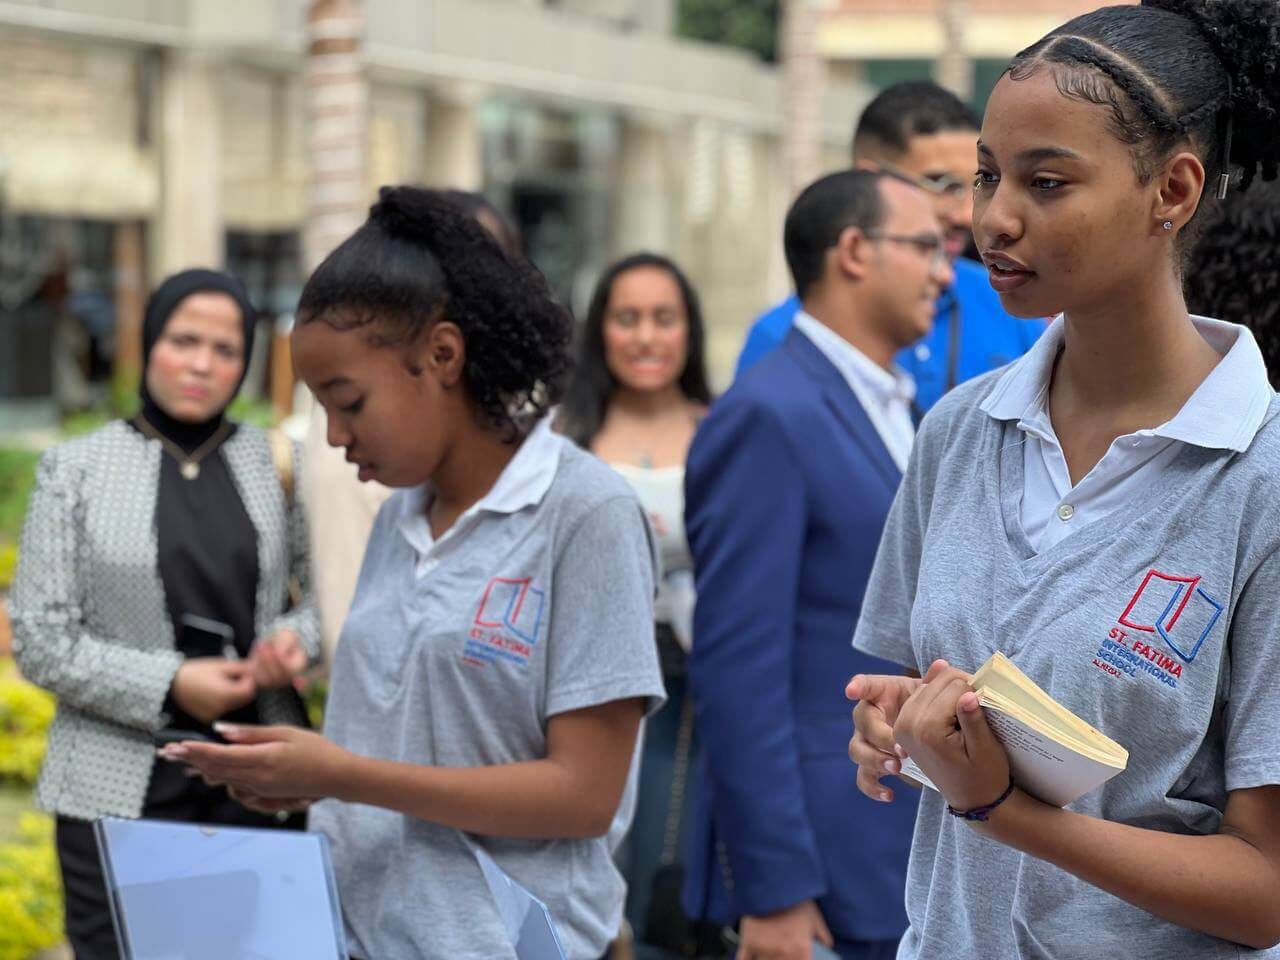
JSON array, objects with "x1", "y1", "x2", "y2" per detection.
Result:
[
  {"x1": 368, "y1": 185, "x2": 448, "y2": 245},
  {"x1": 1143, "y1": 0, "x2": 1280, "y2": 187}
]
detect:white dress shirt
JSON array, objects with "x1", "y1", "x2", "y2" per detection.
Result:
[
  {"x1": 980, "y1": 314, "x2": 1274, "y2": 552},
  {"x1": 793, "y1": 310, "x2": 918, "y2": 471}
]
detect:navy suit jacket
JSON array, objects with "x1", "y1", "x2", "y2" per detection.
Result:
[{"x1": 682, "y1": 328, "x2": 919, "y2": 944}]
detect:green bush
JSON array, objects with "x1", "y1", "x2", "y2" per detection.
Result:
[
  {"x1": 0, "y1": 660, "x2": 54, "y2": 786},
  {"x1": 0, "y1": 811, "x2": 62, "y2": 960},
  {"x1": 0, "y1": 661, "x2": 61, "y2": 959},
  {"x1": 0, "y1": 450, "x2": 39, "y2": 551}
]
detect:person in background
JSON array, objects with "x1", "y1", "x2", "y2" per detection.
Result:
[
  {"x1": 166, "y1": 187, "x2": 665, "y2": 960},
  {"x1": 1184, "y1": 176, "x2": 1280, "y2": 385},
  {"x1": 558, "y1": 252, "x2": 714, "y2": 958},
  {"x1": 303, "y1": 190, "x2": 523, "y2": 662},
  {"x1": 684, "y1": 170, "x2": 950, "y2": 960},
  {"x1": 738, "y1": 81, "x2": 1044, "y2": 412},
  {"x1": 10, "y1": 269, "x2": 319, "y2": 960}
]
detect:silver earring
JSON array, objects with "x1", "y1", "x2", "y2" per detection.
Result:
[{"x1": 1162, "y1": 220, "x2": 1174, "y2": 231}]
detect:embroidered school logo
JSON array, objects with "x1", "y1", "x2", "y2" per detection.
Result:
[
  {"x1": 1118, "y1": 569, "x2": 1223, "y2": 664},
  {"x1": 463, "y1": 577, "x2": 546, "y2": 668},
  {"x1": 1092, "y1": 570, "x2": 1222, "y2": 689}
]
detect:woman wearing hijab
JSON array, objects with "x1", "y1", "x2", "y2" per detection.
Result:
[{"x1": 10, "y1": 268, "x2": 320, "y2": 960}]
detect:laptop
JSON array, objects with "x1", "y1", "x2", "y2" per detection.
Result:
[{"x1": 95, "y1": 818, "x2": 347, "y2": 960}]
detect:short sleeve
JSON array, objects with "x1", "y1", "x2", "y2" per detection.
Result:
[
  {"x1": 852, "y1": 427, "x2": 933, "y2": 670},
  {"x1": 545, "y1": 495, "x2": 666, "y2": 718},
  {"x1": 1222, "y1": 545, "x2": 1280, "y2": 791}
]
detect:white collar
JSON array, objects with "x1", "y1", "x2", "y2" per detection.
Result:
[
  {"x1": 979, "y1": 314, "x2": 1274, "y2": 453},
  {"x1": 397, "y1": 416, "x2": 563, "y2": 535},
  {"x1": 793, "y1": 310, "x2": 916, "y2": 406}
]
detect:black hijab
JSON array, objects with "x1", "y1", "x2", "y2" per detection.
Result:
[{"x1": 139, "y1": 268, "x2": 257, "y2": 453}]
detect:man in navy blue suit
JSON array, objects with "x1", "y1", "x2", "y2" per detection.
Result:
[{"x1": 683, "y1": 170, "x2": 948, "y2": 960}]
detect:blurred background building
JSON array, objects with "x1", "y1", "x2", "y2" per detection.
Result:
[
  {"x1": 818, "y1": 0, "x2": 1112, "y2": 106},
  {"x1": 0, "y1": 0, "x2": 1114, "y2": 429}
]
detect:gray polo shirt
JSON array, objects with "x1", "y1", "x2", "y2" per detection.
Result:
[
  {"x1": 309, "y1": 421, "x2": 666, "y2": 960},
  {"x1": 854, "y1": 348, "x2": 1280, "y2": 959}
]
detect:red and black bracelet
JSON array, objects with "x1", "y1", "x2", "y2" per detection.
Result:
[{"x1": 946, "y1": 778, "x2": 1016, "y2": 822}]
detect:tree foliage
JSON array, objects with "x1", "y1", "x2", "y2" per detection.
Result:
[{"x1": 677, "y1": 0, "x2": 781, "y2": 63}]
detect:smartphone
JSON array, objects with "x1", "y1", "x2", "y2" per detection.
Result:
[
  {"x1": 152, "y1": 728, "x2": 220, "y2": 747},
  {"x1": 178, "y1": 614, "x2": 238, "y2": 660}
]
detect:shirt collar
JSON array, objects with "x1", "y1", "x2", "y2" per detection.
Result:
[
  {"x1": 397, "y1": 416, "x2": 563, "y2": 541},
  {"x1": 980, "y1": 314, "x2": 1274, "y2": 452},
  {"x1": 793, "y1": 310, "x2": 917, "y2": 407}
]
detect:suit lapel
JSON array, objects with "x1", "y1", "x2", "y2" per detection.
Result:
[{"x1": 783, "y1": 329, "x2": 903, "y2": 490}]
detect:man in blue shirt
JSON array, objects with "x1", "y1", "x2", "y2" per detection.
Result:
[{"x1": 738, "y1": 82, "x2": 1045, "y2": 412}]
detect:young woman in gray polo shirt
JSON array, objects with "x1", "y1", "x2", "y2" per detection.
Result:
[
  {"x1": 846, "y1": 2, "x2": 1280, "y2": 958},
  {"x1": 165, "y1": 187, "x2": 666, "y2": 960}
]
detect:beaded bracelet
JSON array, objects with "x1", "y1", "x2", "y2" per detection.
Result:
[{"x1": 946, "y1": 778, "x2": 1015, "y2": 822}]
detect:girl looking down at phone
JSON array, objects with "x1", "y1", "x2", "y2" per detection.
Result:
[{"x1": 165, "y1": 187, "x2": 666, "y2": 960}]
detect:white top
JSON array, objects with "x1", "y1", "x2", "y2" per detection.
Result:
[
  {"x1": 610, "y1": 462, "x2": 695, "y2": 650},
  {"x1": 980, "y1": 314, "x2": 1274, "y2": 552},
  {"x1": 793, "y1": 309, "x2": 917, "y2": 471}
]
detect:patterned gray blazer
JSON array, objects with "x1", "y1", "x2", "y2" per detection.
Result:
[{"x1": 10, "y1": 420, "x2": 321, "y2": 821}]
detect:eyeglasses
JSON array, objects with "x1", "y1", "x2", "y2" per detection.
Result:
[
  {"x1": 877, "y1": 161, "x2": 971, "y2": 204},
  {"x1": 863, "y1": 231, "x2": 949, "y2": 270}
]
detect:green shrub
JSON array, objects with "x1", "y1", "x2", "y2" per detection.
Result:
[
  {"x1": 0, "y1": 546, "x2": 15, "y2": 591},
  {"x1": 0, "y1": 811, "x2": 63, "y2": 960},
  {"x1": 0, "y1": 659, "x2": 54, "y2": 787},
  {"x1": 0, "y1": 450, "x2": 39, "y2": 550}
]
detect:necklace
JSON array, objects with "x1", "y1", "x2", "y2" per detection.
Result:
[{"x1": 133, "y1": 415, "x2": 231, "y2": 480}]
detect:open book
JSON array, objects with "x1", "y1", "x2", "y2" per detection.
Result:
[{"x1": 898, "y1": 652, "x2": 1128, "y2": 808}]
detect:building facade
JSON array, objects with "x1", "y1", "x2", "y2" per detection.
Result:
[
  {"x1": 0, "y1": 0, "x2": 869, "y2": 428},
  {"x1": 818, "y1": 0, "x2": 1127, "y2": 108}
]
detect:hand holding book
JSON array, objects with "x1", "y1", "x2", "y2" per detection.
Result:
[
  {"x1": 848, "y1": 654, "x2": 1128, "y2": 811},
  {"x1": 890, "y1": 661, "x2": 1016, "y2": 815}
]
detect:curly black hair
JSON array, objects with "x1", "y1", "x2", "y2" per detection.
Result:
[
  {"x1": 1185, "y1": 176, "x2": 1280, "y2": 387},
  {"x1": 1006, "y1": 0, "x2": 1280, "y2": 253},
  {"x1": 296, "y1": 186, "x2": 571, "y2": 440}
]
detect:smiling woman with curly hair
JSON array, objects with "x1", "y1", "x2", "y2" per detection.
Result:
[{"x1": 161, "y1": 186, "x2": 667, "y2": 960}]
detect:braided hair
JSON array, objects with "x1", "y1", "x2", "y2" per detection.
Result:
[
  {"x1": 296, "y1": 186, "x2": 572, "y2": 439},
  {"x1": 1007, "y1": 1, "x2": 1280, "y2": 250}
]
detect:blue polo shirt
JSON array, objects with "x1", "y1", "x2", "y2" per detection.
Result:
[{"x1": 735, "y1": 257, "x2": 1046, "y2": 413}]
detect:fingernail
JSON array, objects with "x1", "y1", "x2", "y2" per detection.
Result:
[
  {"x1": 162, "y1": 745, "x2": 189, "y2": 758},
  {"x1": 883, "y1": 759, "x2": 900, "y2": 775},
  {"x1": 213, "y1": 722, "x2": 238, "y2": 735},
  {"x1": 878, "y1": 791, "x2": 891, "y2": 802},
  {"x1": 894, "y1": 744, "x2": 907, "y2": 759}
]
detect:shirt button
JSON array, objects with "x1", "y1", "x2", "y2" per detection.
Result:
[
  {"x1": 1057, "y1": 503, "x2": 1075, "y2": 522},
  {"x1": 915, "y1": 344, "x2": 932, "y2": 362}
]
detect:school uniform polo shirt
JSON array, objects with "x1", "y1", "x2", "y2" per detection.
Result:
[
  {"x1": 309, "y1": 420, "x2": 666, "y2": 960},
  {"x1": 981, "y1": 315, "x2": 1274, "y2": 552},
  {"x1": 853, "y1": 328, "x2": 1280, "y2": 959}
]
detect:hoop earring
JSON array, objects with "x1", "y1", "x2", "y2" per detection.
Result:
[{"x1": 1162, "y1": 220, "x2": 1174, "y2": 231}]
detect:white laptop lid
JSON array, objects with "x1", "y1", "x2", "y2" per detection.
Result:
[{"x1": 96, "y1": 818, "x2": 347, "y2": 960}]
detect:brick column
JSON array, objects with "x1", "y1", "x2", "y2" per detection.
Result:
[{"x1": 304, "y1": 0, "x2": 368, "y2": 273}]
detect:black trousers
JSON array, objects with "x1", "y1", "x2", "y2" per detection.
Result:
[{"x1": 56, "y1": 764, "x2": 302, "y2": 960}]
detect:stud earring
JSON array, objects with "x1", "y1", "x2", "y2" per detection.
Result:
[{"x1": 1162, "y1": 220, "x2": 1174, "y2": 231}]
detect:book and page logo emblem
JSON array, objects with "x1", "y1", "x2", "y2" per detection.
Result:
[
  {"x1": 475, "y1": 577, "x2": 545, "y2": 644},
  {"x1": 464, "y1": 577, "x2": 547, "y2": 669},
  {"x1": 1118, "y1": 569, "x2": 1223, "y2": 664}
]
